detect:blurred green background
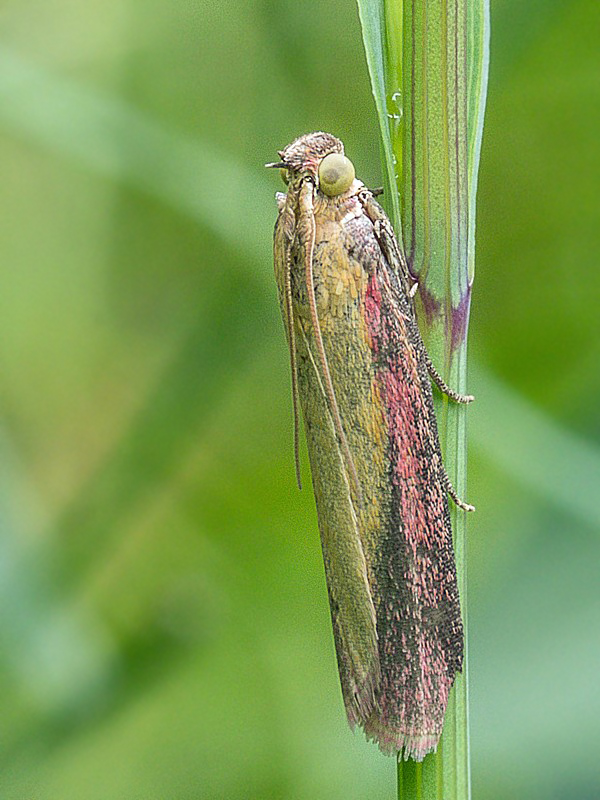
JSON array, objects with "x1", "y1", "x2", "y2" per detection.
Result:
[{"x1": 0, "y1": 1, "x2": 598, "y2": 798}]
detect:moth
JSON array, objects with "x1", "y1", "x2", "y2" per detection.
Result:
[{"x1": 267, "y1": 132, "x2": 474, "y2": 761}]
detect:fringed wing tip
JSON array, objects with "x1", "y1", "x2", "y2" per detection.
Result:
[
  {"x1": 343, "y1": 682, "x2": 441, "y2": 761},
  {"x1": 362, "y1": 720, "x2": 441, "y2": 761}
]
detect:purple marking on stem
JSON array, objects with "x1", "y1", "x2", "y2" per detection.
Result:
[
  {"x1": 417, "y1": 283, "x2": 472, "y2": 356},
  {"x1": 451, "y1": 286, "x2": 472, "y2": 352},
  {"x1": 418, "y1": 284, "x2": 441, "y2": 329}
]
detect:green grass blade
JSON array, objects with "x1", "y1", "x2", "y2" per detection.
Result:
[
  {"x1": 357, "y1": 1, "x2": 489, "y2": 797},
  {"x1": 356, "y1": 0, "x2": 402, "y2": 236}
]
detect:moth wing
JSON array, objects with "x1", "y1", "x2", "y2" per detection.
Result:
[
  {"x1": 273, "y1": 192, "x2": 382, "y2": 726},
  {"x1": 354, "y1": 205, "x2": 463, "y2": 758},
  {"x1": 274, "y1": 186, "x2": 463, "y2": 761}
]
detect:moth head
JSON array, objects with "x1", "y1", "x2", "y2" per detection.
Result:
[{"x1": 266, "y1": 132, "x2": 356, "y2": 197}]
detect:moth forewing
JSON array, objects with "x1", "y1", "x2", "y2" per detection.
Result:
[
  {"x1": 273, "y1": 174, "x2": 381, "y2": 716},
  {"x1": 269, "y1": 132, "x2": 470, "y2": 762}
]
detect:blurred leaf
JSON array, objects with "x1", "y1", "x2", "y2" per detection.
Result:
[
  {"x1": 51, "y1": 272, "x2": 276, "y2": 586},
  {"x1": 0, "y1": 46, "x2": 273, "y2": 272},
  {"x1": 471, "y1": 365, "x2": 600, "y2": 530}
]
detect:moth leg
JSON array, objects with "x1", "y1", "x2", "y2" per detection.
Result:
[
  {"x1": 379, "y1": 274, "x2": 472, "y2": 404},
  {"x1": 443, "y1": 468, "x2": 476, "y2": 512},
  {"x1": 426, "y1": 357, "x2": 474, "y2": 404},
  {"x1": 278, "y1": 194, "x2": 303, "y2": 489},
  {"x1": 357, "y1": 190, "x2": 413, "y2": 291},
  {"x1": 284, "y1": 244, "x2": 303, "y2": 489}
]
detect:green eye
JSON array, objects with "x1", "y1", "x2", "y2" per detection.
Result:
[
  {"x1": 279, "y1": 168, "x2": 290, "y2": 186},
  {"x1": 318, "y1": 153, "x2": 355, "y2": 196}
]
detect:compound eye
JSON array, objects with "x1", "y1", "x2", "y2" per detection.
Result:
[
  {"x1": 279, "y1": 168, "x2": 290, "y2": 186},
  {"x1": 318, "y1": 153, "x2": 355, "y2": 196}
]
